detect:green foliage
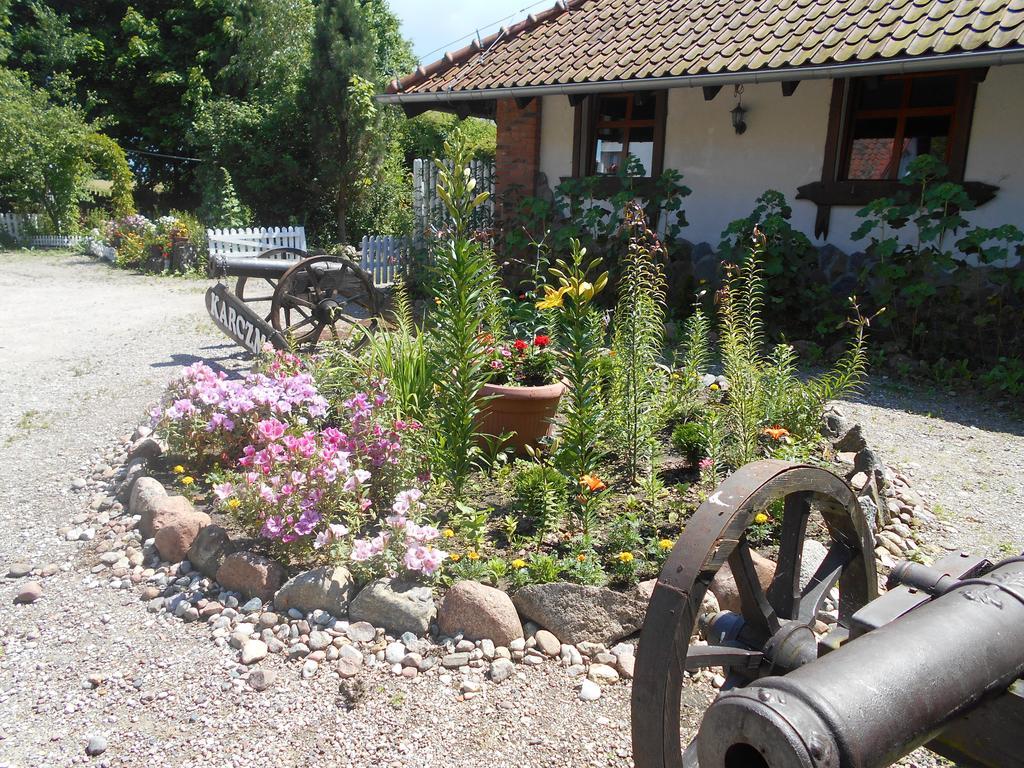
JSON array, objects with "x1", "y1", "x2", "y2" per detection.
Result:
[
  {"x1": 980, "y1": 357, "x2": 1024, "y2": 397},
  {"x1": 541, "y1": 239, "x2": 610, "y2": 485},
  {"x1": 609, "y1": 204, "x2": 668, "y2": 484},
  {"x1": 400, "y1": 112, "x2": 495, "y2": 163},
  {"x1": 504, "y1": 164, "x2": 691, "y2": 278},
  {"x1": 0, "y1": 68, "x2": 94, "y2": 232},
  {"x1": 719, "y1": 190, "x2": 840, "y2": 339},
  {"x1": 664, "y1": 306, "x2": 711, "y2": 424},
  {"x1": 671, "y1": 421, "x2": 704, "y2": 464},
  {"x1": 426, "y1": 132, "x2": 503, "y2": 502},
  {"x1": 197, "y1": 165, "x2": 251, "y2": 227},
  {"x1": 852, "y1": 155, "x2": 1024, "y2": 361},
  {"x1": 84, "y1": 133, "x2": 135, "y2": 218},
  {"x1": 511, "y1": 459, "x2": 567, "y2": 541}
]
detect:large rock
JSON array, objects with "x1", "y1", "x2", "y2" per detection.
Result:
[
  {"x1": 216, "y1": 552, "x2": 285, "y2": 603},
  {"x1": 117, "y1": 457, "x2": 150, "y2": 503},
  {"x1": 511, "y1": 583, "x2": 648, "y2": 646},
  {"x1": 348, "y1": 578, "x2": 435, "y2": 636},
  {"x1": 274, "y1": 566, "x2": 355, "y2": 617},
  {"x1": 140, "y1": 495, "x2": 197, "y2": 543},
  {"x1": 129, "y1": 477, "x2": 166, "y2": 536},
  {"x1": 709, "y1": 549, "x2": 776, "y2": 613},
  {"x1": 832, "y1": 423, "x2": 867, "y2": 453},
  {"x1": 153, "y1": 506, "x2": 211, "y2": 563},
  {"x1": 188, "y1": 524, "x2": 236, "y2": 579},
  {"x1": 437, "y1": 580, "x2": 523, "y2": 646},
  {"x1": 127, "y1": 436, "x2": 164, "y2": 462}
]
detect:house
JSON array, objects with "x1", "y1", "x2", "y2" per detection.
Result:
[{"x1": 380, "y1": 0, "x2": 1024, "y2": 255}]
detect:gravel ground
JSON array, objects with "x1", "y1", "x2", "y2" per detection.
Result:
[{"x1": 0, "y1": 250, "x2": 1018, "y2": 767}]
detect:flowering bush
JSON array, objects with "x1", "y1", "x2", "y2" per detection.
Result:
[
  {"x1": 481, "y1": 333, "x2": 557, "y2": 386},
  {"x1": 152, "y1": 351, "x2": 329, "y2": 468},
  {"x1": 346, "y1": 489, "x2": 448, "y2": 579}
]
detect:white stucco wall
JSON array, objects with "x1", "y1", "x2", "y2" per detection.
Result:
[{"x1": 536, "y1": 64, "x2": 1024, "y2": 254}]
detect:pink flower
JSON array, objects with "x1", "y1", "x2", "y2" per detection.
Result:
[
  {"x1": 698, "y1": 457, "x2": 713, "y2": 471},
  {"x1": 212, "y1": 482, "x2": 234, "y2": 501},
  {"x1": 350, "y1": 539, "x2": 374, "y2": 562},
  {"x1": 257, "y1": 418, "x2": 286, "y2": 441}
]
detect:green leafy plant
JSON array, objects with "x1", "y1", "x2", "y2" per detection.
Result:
[
  {"x1": 609, "y1": 203, "x2": 668, "y2": 484},
  {"x1": 426, "y1": 132, "x2": 504, "y2": 502},
  {"x1": 980, "y1": 357, "x2": 1024, "y2": 397},
  {"x1": 510, "y1": 458, "x2": 567, "y2": 543},
  {"x1": 671, "y1": 421, "x2": 704, "y2": 465},
  {"x1": 539, "y1": 238, "x2": 609, "y2": 484}
]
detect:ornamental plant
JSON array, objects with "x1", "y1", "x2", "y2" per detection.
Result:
[
  {"x1": 151, "y1": 351, "x2": 329, "y2": 468},
  {"x1": 481, "y1": 333, "x2": 557, "y2": 386},
  {"x1": 609, "y1": 203, "x2": 668, "y2": 485},
  {"x1": 345, "y1": 489, "x2": 448, "y2": 580},
  {"x1": 537, "y1": 238, "x2": 609, "y2": 485},
  {"x1": 426, "y1": 131, "x2": 505, "y2": 501}
]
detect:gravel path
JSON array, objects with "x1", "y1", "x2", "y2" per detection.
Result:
[
  {"x1": 0, "y1": 250, "x2": 1018, "y2": 767},
  {"x1": 841, "y1": 383, "x2": 1024, "y2": 561}
]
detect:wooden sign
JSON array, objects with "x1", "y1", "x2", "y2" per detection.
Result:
[{"x1": 206, "y1": 283, "x2": 287, "y2": 354}]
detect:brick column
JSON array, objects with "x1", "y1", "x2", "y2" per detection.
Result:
[{"x1": 495, "y1": 97, "x2": 542, "y2": 223}]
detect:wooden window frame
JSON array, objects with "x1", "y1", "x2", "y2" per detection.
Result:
[
  {"x1": 569, "y1": 91, "x2": 667, "y2": 190},
  {"x1": 797, "y1": 68, "x2": 995, "y2": 238}
]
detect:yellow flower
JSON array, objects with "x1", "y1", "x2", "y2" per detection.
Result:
[
  {"x1": 616, "y1": 551, "x2": 635, "y2": 564},
  {"x1": 442, "y1": 528, "x2": 455, "y2": 538},
  {"x1": 658, "y1": 539, "x2": 673, "y2": 550},
  {"x1": 181, "y1": 476, "x2": 194, "y2": 486},
  {"x1": 449, "y1": 553, "x2": 462, "y2": 562},
  {"x1": 709, "y1": 383, "x2": 720, "y2": 391},
  {"x1": 753, "y1": 512, "x2": 769, "y2": 524},
  {"x1": 467, "y1": 550, "x2": 480, "y2": 561},
  {"x1": 576, "y1": 553, "x2": 586, "y2": 562},
  {"x1": 512, "y1": 558, "x2": 527, "y2": 569},
  {"x1": 227, "y1": 498, "x2": 241, "y2": 510},
  {"x1": 173, "y1": 465, "x2": 185, "y2": 474},
  {"x1": 536, "y1": 285, "x2": 567, "y2": 310}
]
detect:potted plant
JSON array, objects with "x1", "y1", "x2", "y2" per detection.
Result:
[{"x1": 478, "y1": 333, "x2": 564, "y2": 455}]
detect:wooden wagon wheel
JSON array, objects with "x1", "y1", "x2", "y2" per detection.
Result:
[
  {"x1": 631, "y1": 460, "x2": 878, "y2": 768},
  {"x1": 235, "y1": 247, "x2": 307, "y2": 322},
  {"x1": 270, "y1": 255, "x2": 379, "y2": 345}
]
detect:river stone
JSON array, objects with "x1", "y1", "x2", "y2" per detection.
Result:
[
  {"x1": 117, "y1": 457, "x2": 149, "y2": 503},
  {"x1": 188, "y1": 524, "x2": 236, "y2": 579},
  {"x1": 13, "y1": 581, "x2": 42, "y2": 604},
  {"x1": 129, "y1": 477, "x2": 167, "y2": 537},
  {"x1": 709, "y1": 549, "x2": 776, "y2": 613},
  {"x1": 127, "y1": 436, "x2": 164, "y2": 462},
  {"x1": 511, "y1": 582, "x2": 648, "y2": 646},
  {"x1": 348, "y1": 578, "x2": 435, "y2": 636},
  {"x1": 153, "y1": 506, "x2": 211, "y2": 563},
  {"x1": 437, "y1": 580, "x2": 523, "y2": 646},
  {"x1": 216, "y1": 552, "x2": 285, "y2": 603},
  {"x1": 273, "y1": 566, "x2": 355, "y2": 617}
]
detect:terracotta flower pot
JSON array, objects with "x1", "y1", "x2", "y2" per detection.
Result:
[{"x1": 478, "y1": 381, "x2": 565, "y2": 456}]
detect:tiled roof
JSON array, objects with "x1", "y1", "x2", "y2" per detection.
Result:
[{"x1": 387, "y1": 0, "x2": 1024, "y2": 96}]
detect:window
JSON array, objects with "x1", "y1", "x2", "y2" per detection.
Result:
[
  {"x1": 571, "y1": 91, "x2": 667, "y2": 179},
  {"x1": 842, "y1": 73, "x2": 960, "y2": 181},
  {"x1": 797, "y1": 69, "x2": 992, "y2": 238}
]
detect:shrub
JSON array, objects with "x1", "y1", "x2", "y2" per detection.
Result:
[
  {"x1": 671, "y1": 421, "x2": 704, "y2": 465},
  {"x1": 510, "y1": 460, "x2": 567, "y2": 540}
]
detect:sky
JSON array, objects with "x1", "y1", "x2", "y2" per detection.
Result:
[{"x1": 389, "y1": 0, "x2": 554, "y2": 64}]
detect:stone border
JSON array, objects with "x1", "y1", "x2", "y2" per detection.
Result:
[{"x1": 9, "y1": 411, "x2": 938, "y2": 702}]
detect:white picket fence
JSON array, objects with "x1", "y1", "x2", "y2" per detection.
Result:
[
  {"x1": 412, "y1": 158, "x2": 494, "y2": 246},
  {"x1": 206, "y1": 226, "x2": 307, "y2": 259},
  {"x1": 1, "y1": 213, "x2": 88, "y2": 248},
  {"x1": 27, "y1": 234, "x2": 85, "y2": 248},
  {"x1": 360, "y1": 235, "x2": 408, "y2": 285},
  {"x1": 0, "y1": 213, "x2": 37, "y2": 241}
]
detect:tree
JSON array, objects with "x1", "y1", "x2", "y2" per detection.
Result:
[
  {"x1": 0, "y1": 68, "x2": 94, "y2": 231},
  {"x1": 302, "y1": 0, "x2": 377, "y2": 244}
]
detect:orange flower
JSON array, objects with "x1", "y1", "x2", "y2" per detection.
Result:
[
  {"x1": 579, "y1": 474, "x2": 606, "y2": 492},
  {"x1": 763, "y1": 426, "x2": 790, "y2": 440}
]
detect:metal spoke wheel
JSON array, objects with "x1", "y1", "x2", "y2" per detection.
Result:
[
  {"x1": 235, "y1": 247, "x2": 307, "y2": 322},
  {"x1": 631, "y1": 460, "x2": 878, "y2": 768},
  {"x1": 270, "y1": 255, "x2": 379, "y2": 345}
]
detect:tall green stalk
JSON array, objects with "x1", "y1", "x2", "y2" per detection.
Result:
[
  {"x1": 609, "y1": 204, "x2": 667, "y2": 485},
  {"x1": 427, "y1": 132, "x2": 501, "y2": 502}
]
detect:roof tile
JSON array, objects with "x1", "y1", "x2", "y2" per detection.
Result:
[{"x1": 388, "y1": 0, "x2": 1024, "y2": 96}]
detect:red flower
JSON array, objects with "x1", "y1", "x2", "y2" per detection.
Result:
[
  {"x1": 513, "y1": 339, "x2": 529, "y2": 352},
  {"x1": 533, "y1": 334, "x2": 550, "y2": 348}
]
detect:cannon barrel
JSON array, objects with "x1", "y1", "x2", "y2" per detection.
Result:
[{"x1": 695, "y1": 557, "x2": 1024, "y2": 768}]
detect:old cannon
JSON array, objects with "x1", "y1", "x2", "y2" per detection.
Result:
[
  {"x1": 206, "y1": 247, "x2": 382, "y2": 353},
  {"x1": 632, "y1": 460, "x2": 1023, "y2": 768}
]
